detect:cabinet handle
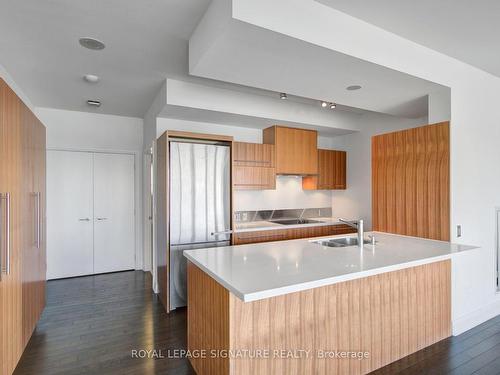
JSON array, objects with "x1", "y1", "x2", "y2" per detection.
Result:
[
  {"x1": 35, "y1": 192, "x2": 41, "y2": 249},
  {"x1": 0, "y1": 193, "x2": 11, "y2": 276},
  {"x1": 79, "y1": 218, "x2": 90, "y2": 222},
  {"x1": 96, "y1": 217, "x2": 107, "y2": 221},
  {"x1": 33, "y1": 193, "x2": 40, "y2": 249}
]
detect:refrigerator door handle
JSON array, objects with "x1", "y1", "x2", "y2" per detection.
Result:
[{"x1": 210, "y1": 229, "x2": 233, "y2": 236}]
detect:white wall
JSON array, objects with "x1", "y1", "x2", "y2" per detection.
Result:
[
  {"x1": 233, "y1": 0, "x2": 500, "y2": 335},
  {"x1": 428, "y1": 89, "x2": 451, "y2": 123},
  {"x1": 236, "y1": 176, "x2": 332, "y2": 211},
  {"x1": 328, "y1": 113, "x2": 424, "y2": 229},
  {"x1": 35, "y1": 108, "x2": 146, "y2": 271}
]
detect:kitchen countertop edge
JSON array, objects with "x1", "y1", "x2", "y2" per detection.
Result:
[{"x1": 184, "y1": 233, "x2": 480, "y2": 303}]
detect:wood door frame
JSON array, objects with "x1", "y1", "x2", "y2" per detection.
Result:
[{"x1": 46, "y1": 148, "x2": 138, "y2": 272}]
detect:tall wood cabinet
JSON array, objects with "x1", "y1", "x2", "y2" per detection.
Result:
[
  {"x1": 263, "y1": 126, "x2": 318, "y2": 175},
  {"x1": 372, "y1": 122, "x2": 449, "y2": 241},
  {"x1": 303, "y1": 149, "x2": 347, "y2": 190},
  {"x1": 0, "y1": 79, "x2": 46, "y2": 375}
]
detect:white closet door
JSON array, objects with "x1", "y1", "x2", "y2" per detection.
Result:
[
  {"x1": 47, "y1": 151, "x2": 94, "y2": 279},
  {"x1": 93, "y1": 153, "x2": 135, "y2": 273}
]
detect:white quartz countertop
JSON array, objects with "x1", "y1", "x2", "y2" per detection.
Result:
[
  {"x1": 234, "y1": 217, "x2": 344, "y2": 232},
  {"x1": 183, "y1": 232, "x2": 478, "y2": 302}
]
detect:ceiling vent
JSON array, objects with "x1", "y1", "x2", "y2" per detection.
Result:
[{"x1": 87, "y1": 99, "x2": 101, "y2": 107}]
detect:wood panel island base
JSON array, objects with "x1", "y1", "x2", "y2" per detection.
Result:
[{"x1": 187, "y1": 259, "x2": 451, "y2": 375}]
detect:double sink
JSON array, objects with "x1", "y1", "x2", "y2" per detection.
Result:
[
  {"x1": 313, "y1": 237, "x2": 371, "y2": 248},
  {"x1": 265, "y1": 218, "x2": 371, "y2": 248}
]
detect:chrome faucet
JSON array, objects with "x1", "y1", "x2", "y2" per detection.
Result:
[{"x1": 339, "y1": 218, "x2": 364, "y2": 247}]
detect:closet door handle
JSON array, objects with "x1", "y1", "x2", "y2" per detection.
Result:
[
  {"x1": 33, "y1": 192, "x2": 41, "y2": 249},
  {"x1": 0, "y1": 193, "x2": 11, "y2": 276},
  {"x1": 36, "y1": 192, "x2": 41, "y2": 249}
]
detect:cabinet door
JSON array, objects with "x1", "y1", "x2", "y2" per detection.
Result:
[
  {"x1": 333, "y1": 150, "x2": 347, "y2": 189},
  {"x1": 303, "y1": 149, "x2": 346, "y2": 190},
  {"x1": 46, "y1": 151, "x2": 94, "y2": 279},
  {"x1": 272, "y1": 126, "x2": 318, "y2": 175},
  {"x1": 0, "y1": 79, "x2": 24, "y2": 375},
  {"x1": 234, "y1": 166, "x2": 276, "y2": 190},
  {"x1": 21, "y1": 108, "x2": 46, "y2": 345},
  {"x1": 233, "y1": 142, "x2": 274, "y2": 167},
  {"x1": 233, "y1": 142, "x2": 276, "y2": 190},
  {"x1": 93, "y1": 153, "x2": 135, "y2": 274}
]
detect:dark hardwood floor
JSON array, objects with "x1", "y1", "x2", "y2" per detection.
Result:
[
  {"x1": 14, "y1": 271, "x2": 196, "y2": 375},
  {"x1": 371, "y1": 314, "x2": 500, "y2": 375},
  {"x1": 14, "y1": 270, "x2": 500, "y2": 375}
]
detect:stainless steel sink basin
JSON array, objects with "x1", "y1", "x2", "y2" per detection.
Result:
[
  {"x1": 269, "y1": 219, "x2": 324, "y2": 225},
  {"x1": 314, "y1": 237, "x2": 371, "y2": 247}
]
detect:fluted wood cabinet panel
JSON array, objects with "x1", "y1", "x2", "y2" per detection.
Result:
[
  {"x1": 263, "y1": 126, "x2": 318, "y2": 175},
  {"x1": 232, "y1": 224, "x2": 356, "y2": 245},
  {"x1": 233, "y1": 142, "x2": 275, "y2": 190},
  {"x1": 303, "y1": 149, "x2": 346, "y2": 190},
  {"x1": 188, "y1": 260, "x2": 451, "y2": 375},
  {"x1": 372, "y1": 122, "x2": 449, "y2": 241}
]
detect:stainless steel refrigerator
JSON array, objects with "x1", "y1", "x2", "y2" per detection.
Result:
[{"x1": 169, "y1": 140, "x2": 231, "y2": 309}]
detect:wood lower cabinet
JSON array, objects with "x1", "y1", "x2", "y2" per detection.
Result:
[
  {"x1": 0, "y1": 79, "x2": 46, "y2": 375},
  {"x1": 263, "y1": 126, "x2": 318, "y2": 175},
  {"x1": 232, "y1": 224, "x2": 356, "y2": 245},
  {"x1": 233, "y1": 142, "x2": 275, "y2": 190},
  {"x1": 188, "y1": 260, "x2": 451, "y2": 375},
  {"x1": 303, "y1": 149, "x2": 347, "y2": 190}
]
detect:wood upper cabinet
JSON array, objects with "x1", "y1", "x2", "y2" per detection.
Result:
[
  {"x1": 233, "y1": 142, "x2": 276, "y2": 190},
  {"x1": 303, "y1": 149, "x2": 347, "y2": 190},
  {"x1": 263, "y1": 126, "x2": 318, "y2": 175}
]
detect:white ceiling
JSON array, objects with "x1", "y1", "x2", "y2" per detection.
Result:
[
  {"x1": 316, "y1": 0, "x2": 500, "y2": 77},
  {"x1": 0, "y1": 0, "x2": 457, "y2": 121},
  {"x1": 160, "y1": 79, "x2": 365, "y2": 136},
  {"x1": 189, "y1": 4, "x2": 446, "y2": 119},
  {"x1": 0, "y1": 0, "x2": 210, "y2": 117}
]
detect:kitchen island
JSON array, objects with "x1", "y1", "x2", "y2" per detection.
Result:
[{"x1": 183, "y1": 232, "x2": 476, "y2": 375}]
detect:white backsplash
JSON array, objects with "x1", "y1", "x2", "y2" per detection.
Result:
[{"x1": 234, "y1": 175, "x2": 333, "y2": 211}]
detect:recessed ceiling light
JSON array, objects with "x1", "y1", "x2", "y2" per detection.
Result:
[
  {"x1": 280, "y1": 93, "x2": 288, "y2": 100},
  {"x1": 87, "y1": 99, "x2": 101, "y2": 107},
  {"x1": 321, "y1": 101, "x2": 328, "y2": 108},
  {"x1": 330, "y1": 103, "x2": 337, "y2": 109},
  {"x1": 346, "y1": 85, "x2": 362, "y2": 91},
  {"x1": 79, "y1": 37, "x2": 105, "y2": 50},
  {"x1": 83, "y1": 74, "x2": 99, "y2": 83}
]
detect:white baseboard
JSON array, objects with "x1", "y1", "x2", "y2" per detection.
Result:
[{"x1": 452, "y1": 297, "x2": 500, "y2": 336}]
